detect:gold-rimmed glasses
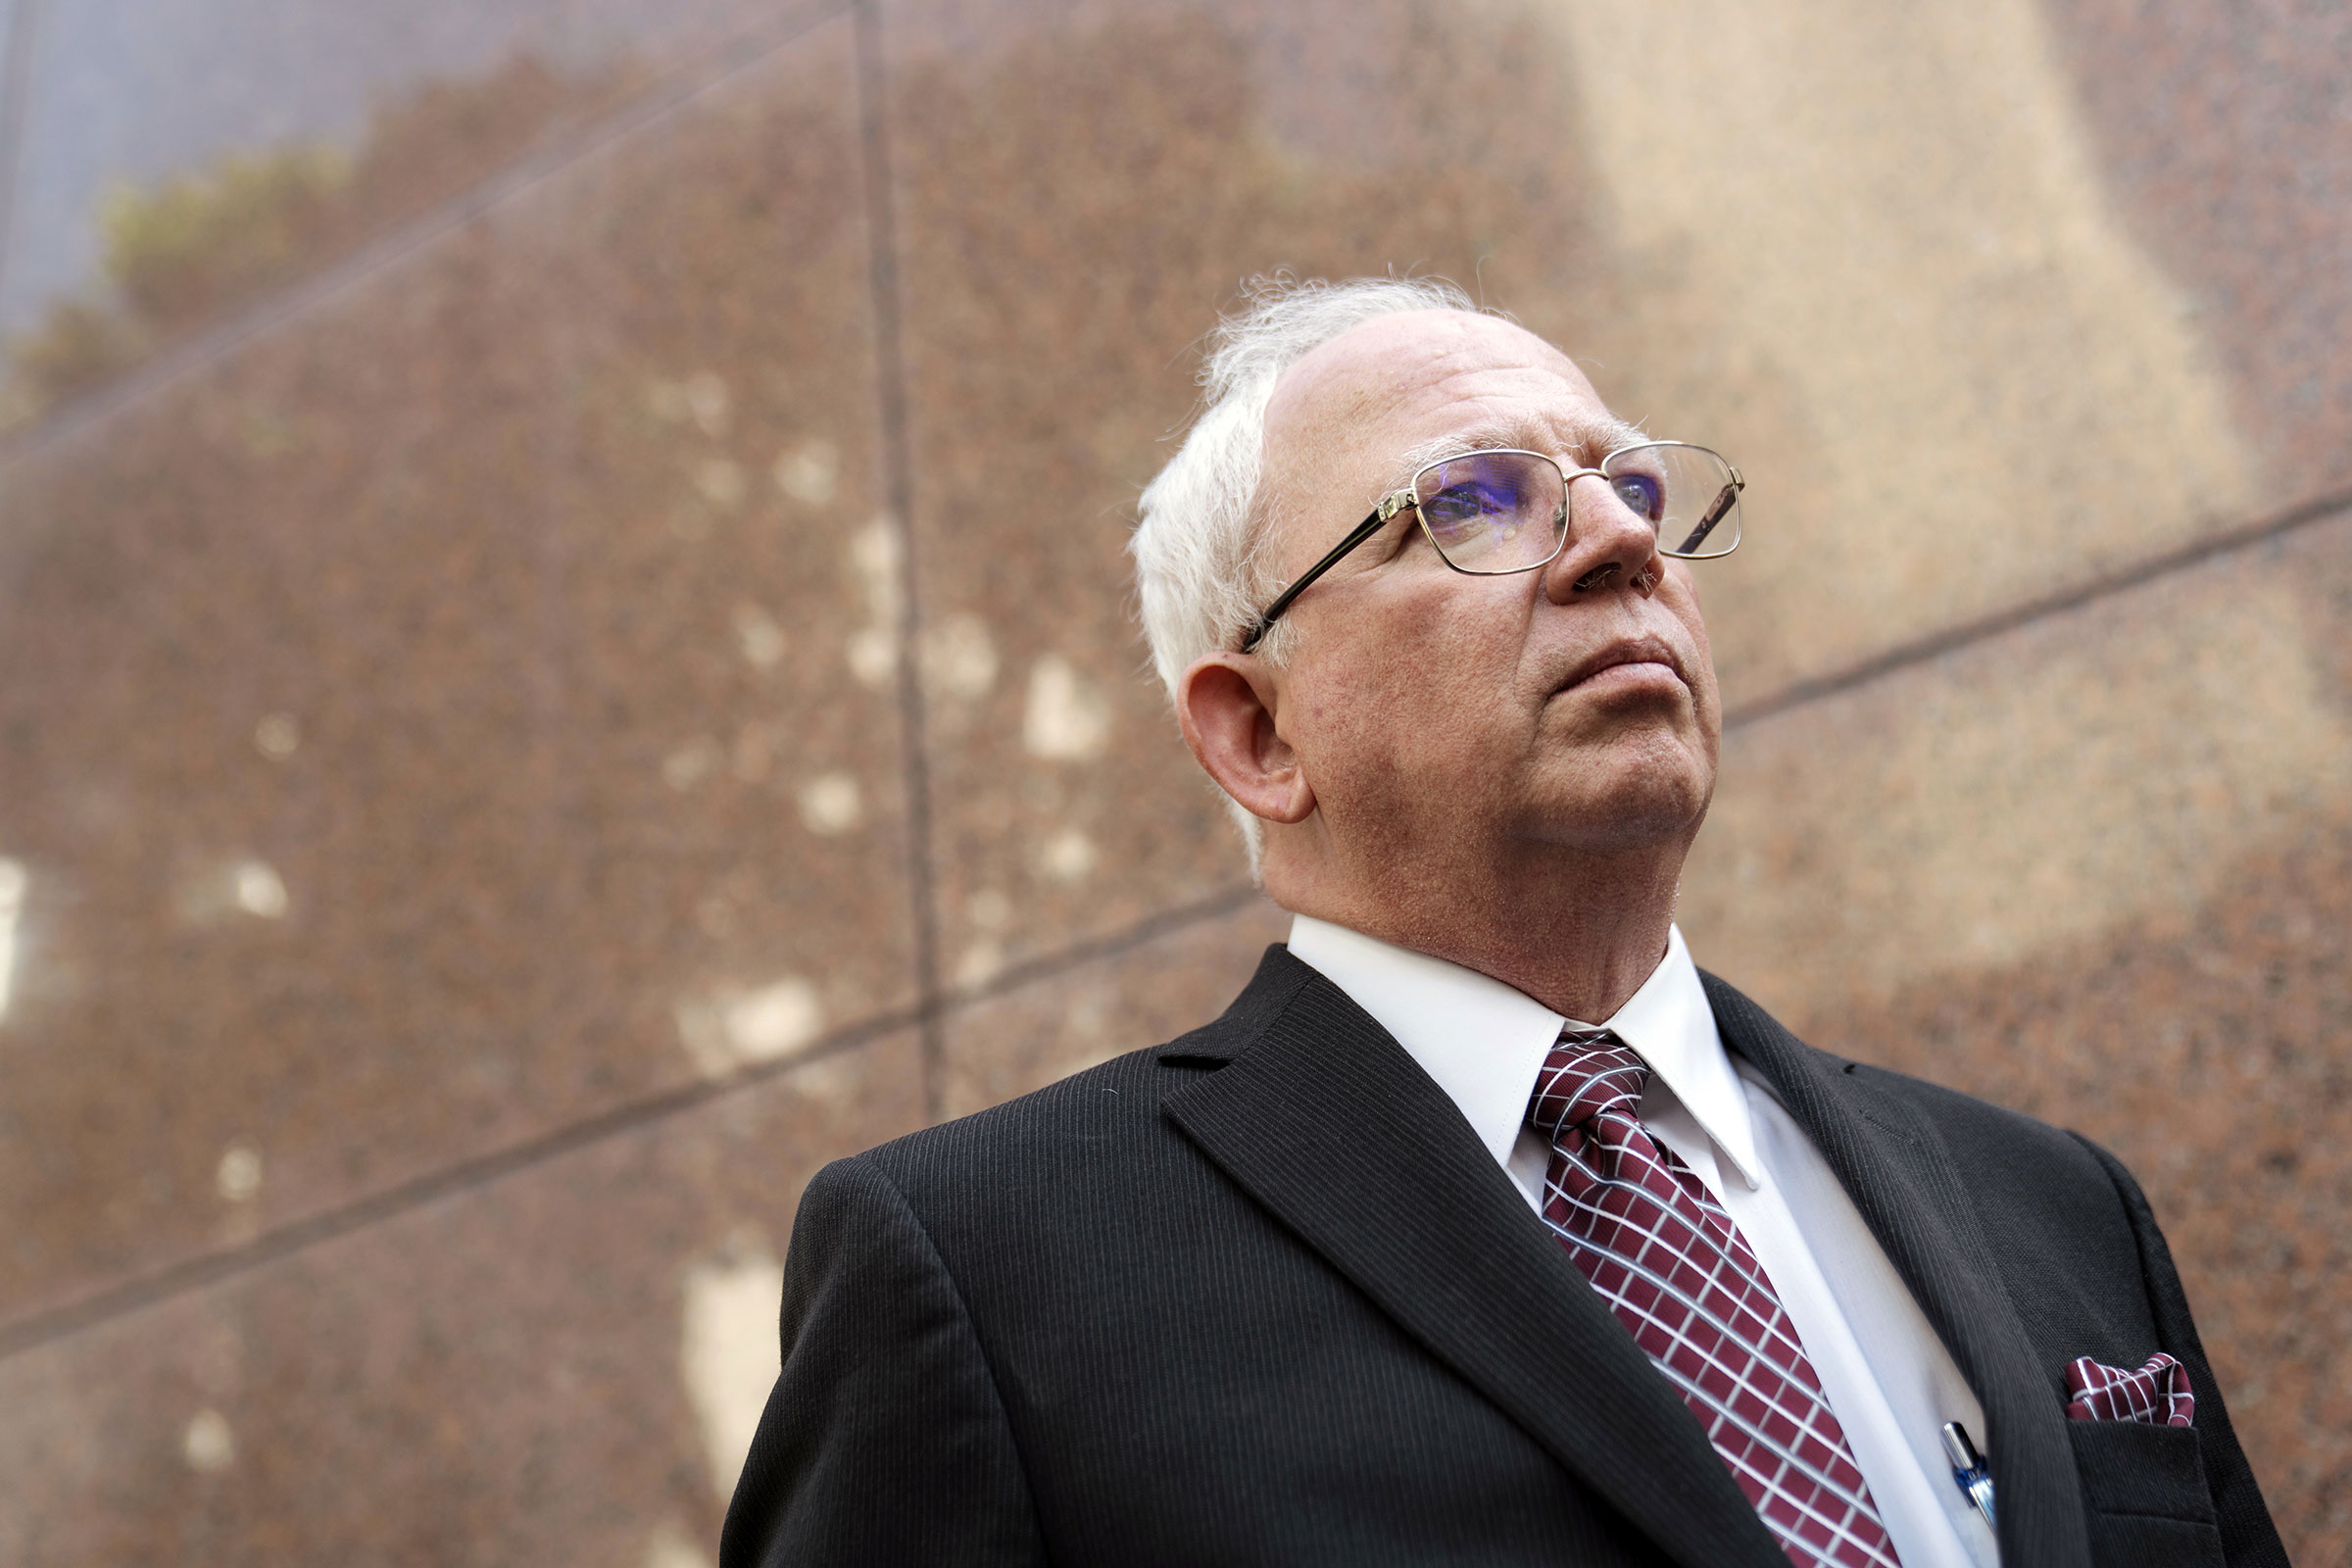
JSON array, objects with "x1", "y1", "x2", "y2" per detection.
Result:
[{"x1": 1237, "y1": 441, "x2": 1742, "y2": 653}]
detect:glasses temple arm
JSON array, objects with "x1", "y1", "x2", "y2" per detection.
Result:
[
  {"x1": 1672, "y1": 482, "x2": 1740, "y2": 555},
  {"x1": 1237, "y1": 500, "x2": 1402, "y2": 653}
]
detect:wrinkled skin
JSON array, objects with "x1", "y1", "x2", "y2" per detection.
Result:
[{"x1": 1176, "y1": 311, "x2": 1723, "y2": 1022}]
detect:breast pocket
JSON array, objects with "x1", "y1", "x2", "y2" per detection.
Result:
[{"x1": 2069, "y1": 1419, "x2": 2224, "y2": 1568}]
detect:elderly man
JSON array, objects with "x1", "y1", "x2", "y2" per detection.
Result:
[{"x1": 720, "y1": 278, "x2": 2283, "y2": 1567}]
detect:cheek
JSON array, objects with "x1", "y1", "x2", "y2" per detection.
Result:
[
  {"x1": 1293, "y1": 613, "x2": 1520, "y2": 777},
  {"x1": 1658, "y1": 578, "x2": 1719, "y2": 702},
  {"x1": 1662, "y1": 564, "x2": 1710, "y2": 638},
  {"x1": 1281, "y1": 554, "x2": 1542, "y2": 768}
]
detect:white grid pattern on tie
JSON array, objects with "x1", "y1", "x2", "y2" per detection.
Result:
[
  {"x1": 1542, "y1": 1211, "x2": 1877, "y2": 1510},
  {"x1": 1531, "y1": 1028, "x2": 1902, "y2": 1568},
  {"x1": 1543, "y1": 1177, "x2": 1890, "y2": 1560},
  {"x1": 1545, "y1": 1141, "x2": 1818, "y2": 1369}
]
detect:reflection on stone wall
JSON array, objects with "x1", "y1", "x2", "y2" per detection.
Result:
[
  {"x1": 0, "y1": 0, "x2": 2344, "y2": 1562},
  {"x1": 4, "y1": 54, "x2": 636, "y2": 421}
]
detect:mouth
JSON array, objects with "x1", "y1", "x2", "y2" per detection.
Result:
[{"x1": 1555, "y1": 635, "x2": 1688, "y2": 694}]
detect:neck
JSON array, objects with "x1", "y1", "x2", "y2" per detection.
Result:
[{"x1": 1268, "y1": 831, "x2": 1689, "y2": 1023}]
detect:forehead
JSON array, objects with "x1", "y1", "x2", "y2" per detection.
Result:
[{"x1": 1263, "y1": 311, "x2": 1629, "y2": 489}]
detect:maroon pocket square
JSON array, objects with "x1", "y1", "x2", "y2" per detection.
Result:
[{"x1": 2065, "y1": 1351, "x2": 2194, "y2": 1427}]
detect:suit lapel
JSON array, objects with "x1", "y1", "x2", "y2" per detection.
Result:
[
  {"x1": 1702, "y1": 973, "x2": 2092, "y2": 1568},
  {"x1": 1163, "y1": 950, "x2": 1787, "y2": 1568}
]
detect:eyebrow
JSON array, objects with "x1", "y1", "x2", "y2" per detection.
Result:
[{"x1": 1380, "y1": 416, "x2": 1648, "y2": 494}]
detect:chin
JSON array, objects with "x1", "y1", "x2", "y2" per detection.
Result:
[
  {"x1": 1523, "y1": 747, "x2": 1715, "y2": 853},
  {"x1": 1540, "y1": 801, "x2": 1709, "y2": 855}
]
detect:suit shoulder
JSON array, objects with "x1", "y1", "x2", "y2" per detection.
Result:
[
  {"x1": 1842, "y1": 1056, "x2": 2121, "y2": 1193},
  {"x1": 855, "y1": 1045, "x2": 1206, "y2": 1195}
]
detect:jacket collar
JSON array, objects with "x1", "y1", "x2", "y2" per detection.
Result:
[
  {"x1": 1701, "y1": 971, "x2": 2092, "y2": 1568},
  {"x1": 1287, "y1": 916, "x2": 1765, "y2": 1189},
  {"x1": 1160, "y1": 946, "x2": 1788, "y2": 1568}
]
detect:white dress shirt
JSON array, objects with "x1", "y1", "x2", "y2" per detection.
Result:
[{"x1": 1286, "y1": 914, "x2": 2000, "y2": 1568}]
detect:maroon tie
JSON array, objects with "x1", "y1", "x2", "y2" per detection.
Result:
[{"x1": 1529, "y1": 1029, "x2": 1902, "y2": 1568}]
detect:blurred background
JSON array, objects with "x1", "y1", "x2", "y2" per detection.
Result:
[{"x1": 0, "y1": 0, "x2": 2344, "y2": 1560}]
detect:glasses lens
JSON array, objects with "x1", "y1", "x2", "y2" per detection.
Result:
[
  {"x1": 1411, "y1": 451, "x2": 1566, "y2": 573},
  {"x1": 1604, "y1": 443, "x2": 1741, "y2": 559}
]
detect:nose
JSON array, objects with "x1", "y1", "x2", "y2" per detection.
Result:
[{"x1": 1542, "y1": 470, "x2": 1664, "y2": 603}]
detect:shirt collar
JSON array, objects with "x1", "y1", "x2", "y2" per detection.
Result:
[
  {"x1": 1284, "y1": 915, "x2": 1764, "y2": 1191},
  {"x1": 1605, "y1": 925, "x2": 1764, "y2": 1190}
]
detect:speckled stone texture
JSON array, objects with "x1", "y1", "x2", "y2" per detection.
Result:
[
  {"x1": 884, "y1": 0, "x2": 2319, "y2": 971},
  {"x1": 0, "y1": 0, "x2": 2344, "y2": 1561},
  {"x1": 0, "y1": 20, "x2": 914, "y2": 1326},
  {"x1": 2042, "y1": 0, "x2": 2352, "y2": 502},
  {"x1": 0, "y1": 0, "x2": 826, "y2": 392},
  {"x1": 1682, "y1": 510, "x2": 2352, "y2": 1556},
  {"x1": 0, "y1": 1030, "x2": 924, "y2": 1567}
]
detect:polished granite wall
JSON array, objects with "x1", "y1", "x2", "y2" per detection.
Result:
[{"x1": 0, "y1": 0, "x2": 2343, "y2": 1561}]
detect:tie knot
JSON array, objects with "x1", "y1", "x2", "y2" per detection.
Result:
[{"x1": 1528, "y1": 1028, "x2": 1649, "y2": 1139}]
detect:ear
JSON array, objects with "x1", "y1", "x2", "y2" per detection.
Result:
[{"x1": 1174, "y1": 653, "x2": 1316, "y2": 826}]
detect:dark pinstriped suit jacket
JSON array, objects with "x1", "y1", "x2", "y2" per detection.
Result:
[{"x1": 720, "y1": 947, "x2": 2285, "y2": 1568}]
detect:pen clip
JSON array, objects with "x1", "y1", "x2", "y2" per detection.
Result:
[{"x1": 1940, "y1": 1421, "x2": 1997, "y2": 1530}]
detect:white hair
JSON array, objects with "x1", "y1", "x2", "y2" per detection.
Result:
[{"x1": 1130, "y1": 273, "x2": 1493, "y2": 870}]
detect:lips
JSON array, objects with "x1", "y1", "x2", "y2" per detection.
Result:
[{"x1": 1558, "y1": 635, "x2": 1687, "y2": 692}]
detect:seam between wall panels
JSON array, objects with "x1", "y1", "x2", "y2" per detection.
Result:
[
  {"x1": 0, "y1": 881, "x2": 1262, "y2": 1363},
  {"x1": 1722, "y1": 488, "x2": 2352, "y2": 731},
  {"x1": 6, "y1": 481, "x2": 2347, "y2": 1356},
  {"x1": 1, "y1": 0, "x2": 2347, "y2": 1370},
  {"x1": 852, "y1": 0, "x2": 948, "y2": 1123}
]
